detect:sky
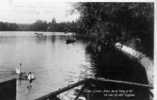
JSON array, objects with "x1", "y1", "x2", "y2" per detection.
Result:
[
  {"x1": 0, "y1": 0, "x2": 154, "y2": 24},
  {"x1": 0, "y1": 0, "x2": 80, "y2": 24}
]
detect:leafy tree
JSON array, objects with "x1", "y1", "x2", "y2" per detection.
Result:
[
  {"x1": 0, "y1": 22, "x2": 18, "y2": 31},
  {"x1": 31, "y1": 20, "x2": 48, "y2": 31},
  {"x1": 74, "y1": 2, "x2": 154, "y2": 58}
]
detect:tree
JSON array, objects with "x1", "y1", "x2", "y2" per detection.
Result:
[
  {"x1": 31, "y1": 20, "x2": 48, "y2": 31},
  {"x1": 74, "y1": 2, "x2": 154, "y2": 58}
]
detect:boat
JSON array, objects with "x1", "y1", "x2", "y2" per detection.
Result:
[
  {"x1": 66, "y1": 39, "x2": 76, "y2": 44},
  {"x1": 34, "y1": 33, "x2": 46, "y2": 38},
  {"x1": 35, "y1": 77, "x2": 153, "y2": 100}
]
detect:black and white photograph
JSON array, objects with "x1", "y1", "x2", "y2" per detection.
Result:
[{"x1": 0, "y1": 0, "x2": 154, "y2": 100}]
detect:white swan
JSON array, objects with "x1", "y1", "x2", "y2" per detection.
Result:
[
  {"x1": 16, "y1": 63, "x2": 22, "y2": 74},
  {"x1": 16, "y1": 63, "x2": 35, "y2": 80},
  {"x1": 27, "y1": 72, "x2": 35, "y2": 80}
]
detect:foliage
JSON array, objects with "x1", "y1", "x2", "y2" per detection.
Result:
[
  {"x1": 0, "y1": 22, "x2": 18, "y2": 31},
  {"x1": 19, "y1": 19, "x2": 78, "y2": 32},
  {"x1": 47, "y1": 18, "x2": 78, "y2": 32},
  {"x1": 74, "y1": 2, "x2": 154, "y2": 58},
  {"x1": 0, "y1": 2, "x2": 153, "y2": 58},
  {"x1": 30, "y1": 20, "x2": 48, "y2": 31}
]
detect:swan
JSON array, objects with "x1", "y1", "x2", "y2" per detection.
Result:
[
  {"x1": 16, "y1": 63, "x2": 22, "y2": 74},
  {"x1": 16, "y1": 63, "x2": 35, "y2": 80}
]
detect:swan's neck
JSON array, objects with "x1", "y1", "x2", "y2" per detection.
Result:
[{"x1": 16, "y1": 66, "x2": 21, "y2": 74}]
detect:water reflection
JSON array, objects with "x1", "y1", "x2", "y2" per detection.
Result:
[
  {"x1": 85, "y1": 43, "x2": 150, "y2": 100},
  {"x1": 0, "y1": 31, "x2": 93, "y2": 100},
  {"x1": 0, "y1": 31, "x2": 151, "y2": 100}
]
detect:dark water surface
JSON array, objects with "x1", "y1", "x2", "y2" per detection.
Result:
[
  {"x1": 0, "y1": 31, "x2": 94, "y2": 100},
  {"x1": 0, "y1": 31, "x2": 150, "y2": 100}
]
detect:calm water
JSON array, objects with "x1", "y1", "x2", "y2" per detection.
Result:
[
  {"x1": 0, "y1": 31, "x2": 94, "y2": 100},
  {"x1": 0, "y1": 31, "x2": 150, "y2": 100}
]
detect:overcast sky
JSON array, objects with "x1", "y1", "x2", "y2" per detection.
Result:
[{"x1": 0, "y1": 0, "x2": 80, "y2": 24}]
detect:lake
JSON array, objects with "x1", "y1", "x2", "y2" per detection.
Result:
[
  {"x1": 0, "y1": 31, "x2": 94, "y2": 100},
  {"x1": 0, "y1": 31, "x2": 150, "y2": 100}
]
